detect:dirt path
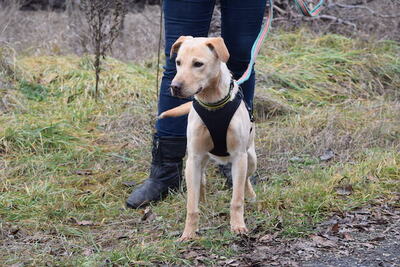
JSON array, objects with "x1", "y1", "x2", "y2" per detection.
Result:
[
  {"x1": 2, "y1": 202, "x2": 399, "y2": 266},
  {"x1": 225, "y1": 203, "x2": 400, "y2": 266}
]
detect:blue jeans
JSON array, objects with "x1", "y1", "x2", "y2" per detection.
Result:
[{"x1": 156, "y1": 0, "x2": 266, "y2": 136}]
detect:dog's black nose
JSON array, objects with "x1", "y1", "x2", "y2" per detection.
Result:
[{"x1": 170, "y1": 82, "x2": 183, "y2": 96}]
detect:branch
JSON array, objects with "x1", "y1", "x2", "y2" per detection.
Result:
[
  {"x1": 298, "y1": 14, "x2": 357, "y2": 29},
  {"x1": 351, "y1": 0, "x2": 378, "y2": 5},
  {"x1": 328, "y1": 3, "x2": 400, "y2": 18},
  {"x1": 273, "y1": 4, "x2": 287, "y2": 16}
]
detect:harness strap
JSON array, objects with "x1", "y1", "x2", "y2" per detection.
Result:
[
  {"x1": 237, "y1": 0, "x2": 324, "y2": 85},
  {"x1": 193, "y1": 90, "x2": 243, "y2": 157},
  {"x1": 196, "y1": 80, "x2": 235, "y2": 110}
]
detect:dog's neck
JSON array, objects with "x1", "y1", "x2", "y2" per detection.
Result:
[{"x1": 195, "y1": 63, "x2": 232, "y2": 104}]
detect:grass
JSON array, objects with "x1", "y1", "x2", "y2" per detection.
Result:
[
  {"x1": 257, "y1": 30, "x2": 399, "y2": 107},
  {"x1": 0, "y1": 30, "x2": 399, "y2": 265}
]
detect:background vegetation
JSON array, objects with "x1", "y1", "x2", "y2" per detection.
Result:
[{"x1": 0, "y1": 1, "x2": 399, "y2": 265}]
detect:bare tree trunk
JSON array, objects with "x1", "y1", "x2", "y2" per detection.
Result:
[{"x1": 80, "y1": 0, "x2": 127, "y2": 99}]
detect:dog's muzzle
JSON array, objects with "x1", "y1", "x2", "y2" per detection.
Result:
[{"x1": 170, "y1": 82, "x2": 182, "y2": 97}]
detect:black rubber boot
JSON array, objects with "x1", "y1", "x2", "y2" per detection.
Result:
[
  {"x1": 218, "y1": 163, "x2": 233, "y2": 188},
  {"x1": 218, "y1": 163, "x2": 258, "y2": 188},
  {"x1": 126, "y1": 135, "x2": 187, "y2": 209}
]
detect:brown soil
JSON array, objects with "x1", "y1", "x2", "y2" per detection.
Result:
[{"x1": 180, "y1": 200, "x2": 400, "y2": 266}]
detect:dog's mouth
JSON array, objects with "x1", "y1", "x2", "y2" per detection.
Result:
[
  {"x1": 170, "y1": 87, "x2": 203, "y2": 98},
  {"x1": 194, "y1": 87, "x2": 203, "y2": 94}
]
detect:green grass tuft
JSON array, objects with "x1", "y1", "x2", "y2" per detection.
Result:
[{"x1": 0, "y1": 30, "x2": 399, "y2": 265}]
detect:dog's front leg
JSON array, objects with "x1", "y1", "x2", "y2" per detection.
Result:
[
  {"x1": 230, "y1": 152, "x2": 248, "y2": 234},
  {"x1": 179, "y1": 155, "x2": 204, "y2": 241}
]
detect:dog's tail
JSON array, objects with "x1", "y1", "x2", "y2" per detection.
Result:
[{"x1": 158, "y1": 101, "x2": 192, "y2": 119}]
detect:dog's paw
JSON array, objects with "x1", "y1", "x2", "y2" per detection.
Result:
[
  {"x1": 231, "y1": 225, "x2": 248, "y2": 235},
  {"x1": 158, "y1": 112, "x2": 166, "y2": 119},
  {"x1": 177, "y1": 232, "x2": 198, "y2": 242}
]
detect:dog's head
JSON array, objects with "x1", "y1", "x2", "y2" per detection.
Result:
[{"x1": 169, "y1": 36, "x2": 230, "y2": 98}]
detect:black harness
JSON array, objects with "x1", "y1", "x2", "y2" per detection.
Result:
[{"x1": 192, "y1": 80, "x2": 253, "y2": 157}]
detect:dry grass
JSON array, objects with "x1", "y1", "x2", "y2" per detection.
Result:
[
  {"x1": 0, "y1": 30, "x2": 399, "y2": 265},
  {"x1": 1, "y1": 0, "x2": 399, "y2": 63},
  {"x1": 0, "y1": 5, "x2": 161, "y2": 61},
  {"x1": 257, "y1": 99, "x2": 400, "y2": 175}
]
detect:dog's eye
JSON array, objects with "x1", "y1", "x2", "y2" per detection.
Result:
[
  {"x1": 176, "y1": 60, "x2": 181, "y2": 66},
  {"x1": 193, "y1": 61, "x2": 204, "y2": 68}
]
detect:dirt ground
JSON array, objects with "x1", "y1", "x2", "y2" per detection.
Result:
[
  {"x1": 1, "y1": 198, "x2": 399, "y2": 266},
  {"x1": 179, "y1": 200, "x2": 400, "y2": 266},
  {"x1": 1, "y1": 1, "x2": 399, "y2": 266}
]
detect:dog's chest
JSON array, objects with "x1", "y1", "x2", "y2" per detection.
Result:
[{"x1": 193, "y1": 91, "x2": 243, "y2": 157}]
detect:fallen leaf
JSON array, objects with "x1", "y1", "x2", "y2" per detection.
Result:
[
  {"x1": 141, "y1": 207, "x2": 156, "y2": 222},
  {"x1": 296, "y1": 241, "x2": 317, "y2": 252},
  {"x1": 122, "y1": 181, "x2": 136, "y2": 187},
  {"x1": 360, "y1": 242, "x2": 375, "y2": 249},
  {"x1": 213, "y1": 211, "x2": 228, "y2": 218},
  {"x1": 329, "y1": 222, "x2": 340, "y2": 234},
  {"x1": 369, "y1": 235, "x2": 385, "y2": 242},
  {"x1": 284, "y1": 261, "x2": 299, "y2": 267},
  {"x1": 184, "y1": 250, "x2": 199, "y2": 259},
  {"x1": 119, "y1": 143, "x2": 129, "y2": 149},
  {"x1": 77, "y1": 220, "x2": 95, "y2": 226},
  {"x1": 82, "y1": 248, "x2": 92, "y2": 256},
  {"x1": 224, "y1": 259, "x2": 240, "y2": 266},
  {"x1": 259, "y1": 234, "x2": 274, "y2": 242},
  {"x1": 194, "y1": 255, "x2": 207, "y2": 264},
  {"x1": 10, "y1": 227, "x2": 20, "y2": 235},
  {"x1": 321, "y1": 233, "x2": 339, "y2": 242},
  {"x1": 168, "y1": 230, "x2": 181, "y2": 237},
  {"x1": 335, "y1": 184, "x2": 353, "y2": 196},
  {"x1": 354, "y1": 209, "x2": 371, "y2": 215},
  {"x1": 289, "y1": 156, "x2": 304, "y2": 163},
  {"x1": 310, "y1": 234, "x2": 336, "y2": 248},
  {"x1": 41, "y1": 73, "x2": 58, "y2": 84},
  {"x1": 75, "y1": 169, "x2": 94, "y2": 176},
  {"x1": 352, "y1": 223, "x2": 371, "y2": 232},
  {"x1": 69, "y1": 217, "x2": 96, "y2": 226},
  {"x1": 342, "y1": 232, "x2": 354, "y2": 241},
  {"x1": 320, "y1": 148, "x2": 335, "y2": 161}
]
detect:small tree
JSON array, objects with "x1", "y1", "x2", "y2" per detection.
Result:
[{"x1": 80, "y1": 0, "x2": 127, "y2": 98}]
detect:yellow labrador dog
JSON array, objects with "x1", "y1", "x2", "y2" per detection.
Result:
[{"x1": 161, "y1": 36, "x2": 257, "y2": 241}]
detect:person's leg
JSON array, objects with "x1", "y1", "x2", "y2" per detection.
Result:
[
  {"x1": 157, "y1": 0, "x2": 216, "y2": 137},
  {"x1": 127, "y1": 0, "x2": 215, "y2": 208},
  {"x1": 220, "y1": 0, "x2": 266, "y2": 110},
  {"x1": 218, "y1": 0, "x2": 266, "y2": 186}
]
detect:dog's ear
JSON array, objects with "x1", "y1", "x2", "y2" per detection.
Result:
[
  {"x1": 205, "y1": 37, "x2": 230, "y2": 63},
  {"x1": 170, "y1": 36, "x2": 193, "y2": 58}
]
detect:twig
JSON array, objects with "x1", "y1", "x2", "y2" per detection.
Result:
[
  {"x1": 328, "y1": 3, "x2": 400, "y2": 18},
  {"x1": 197, "y1": 224, "x2": 225, "y2": 233},
  {"x1": 352, "y1": 0, "x2": 378, "y2": 6},
  {"x1": 383, "y1": 220, "x2": 400, "y2": 234},
  {"x1": 303, "y1": 14, "x2": 358, "y2": 29},
  {"x1": 273, "y1": 4, "x2": 287, "y2": 15},
  {"x1": 105, "y1": 219, "x2": 139, "y2": 226}
]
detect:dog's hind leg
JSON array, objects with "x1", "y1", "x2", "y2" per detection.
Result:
[
  {"x1": 245, "y1": 178, "x2": 256, "y2": 202},
  {"x1": 200, "y1": 172, "x2": 207, "y2": 203},
  {"x1": 199, "y1": 158, "x2": 208, "y2": 203},
  {"x1": 179, "y1": 154, "x2": 207, "y2": 241},
  {"x1": 245, "y1": 142, "x2": 257, "y2": 201}
]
